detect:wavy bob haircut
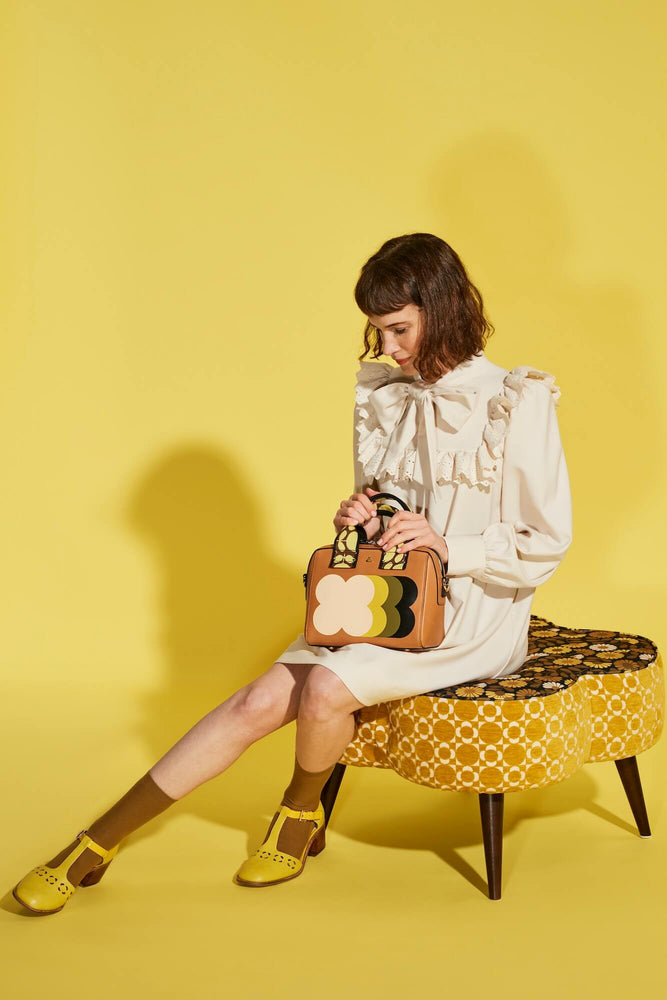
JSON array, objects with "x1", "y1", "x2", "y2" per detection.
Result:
[{"x1": 354, "y1": 232, "x2": 495, "y2": 384}]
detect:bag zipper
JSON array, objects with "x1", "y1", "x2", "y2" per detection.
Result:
[{"x1": 303, "y1": 543, "x2": 449, "y2": 598}]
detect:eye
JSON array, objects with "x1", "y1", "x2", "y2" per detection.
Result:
[{"x1": 394, "y1": 328, "x2": 407, "y2": 335}]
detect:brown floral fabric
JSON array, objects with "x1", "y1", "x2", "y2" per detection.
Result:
[{"x1": 428, "y1": 614, "x2": 658, "y2": 701}]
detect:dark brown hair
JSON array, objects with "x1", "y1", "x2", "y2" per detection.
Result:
[{"x1": 354, "y1": 233, "x2": 495, "y2": 384}]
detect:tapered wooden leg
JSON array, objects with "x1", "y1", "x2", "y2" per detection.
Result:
[
  {"x1": 479, "y1": 792, "x2": 504, "y2": 900},
  {"x1": 321, "y1": 762, "x2": 347, "y2": 827},
  {"x1": 614, "y1": 756, "x2": 651, "y2": 837}
]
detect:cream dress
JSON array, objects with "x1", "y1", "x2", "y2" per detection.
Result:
[{"x1": 276, "y1": 350, "x2": 573, "y2": 707}]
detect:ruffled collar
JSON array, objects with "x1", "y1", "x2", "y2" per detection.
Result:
[{"x1": 354, "y1": 353, "x2": 560, "y2": 492}]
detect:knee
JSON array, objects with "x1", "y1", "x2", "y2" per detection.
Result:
[
  {"x1": 233, "y1": 681, "x2": 281, "y2": 733},
  {"x1": 299, "y1": 666, "x2": 353, "y2": 722}
]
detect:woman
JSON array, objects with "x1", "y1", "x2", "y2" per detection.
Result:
[{"x1": 13, "y1": 232, "x2": 572, "y2": 913}]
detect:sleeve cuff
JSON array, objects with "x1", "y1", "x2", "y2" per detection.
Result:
[{"x1": 444, "y1": 534, "x2": 486, "y2": 577}]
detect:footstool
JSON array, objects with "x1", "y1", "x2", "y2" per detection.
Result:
[{"x1": 319, "y1": 614, "x2": 664, "y2": 899}]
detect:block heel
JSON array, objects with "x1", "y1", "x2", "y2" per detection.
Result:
[
  {"x1": 79, "y1": 856, "x2": 115, "y2": 886},
  {"x1": 308, "y1": 825, "x2": 326, "y2": 856}
]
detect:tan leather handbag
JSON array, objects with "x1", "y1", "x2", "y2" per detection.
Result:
[{"x1": 302, "y1": 492, "x2": 449, "y2": 651}]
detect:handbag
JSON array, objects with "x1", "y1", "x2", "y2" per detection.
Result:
[{"x1": 302, "y1": 491, "x2": 450, "y2": 651}]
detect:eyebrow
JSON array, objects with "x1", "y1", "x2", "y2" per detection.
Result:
[{"x1": 376, "y1": 321, "x2": 410, "y2": 329}]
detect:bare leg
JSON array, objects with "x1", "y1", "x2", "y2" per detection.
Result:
[
  {"x1": 258, "y1": 665, "x2": 366, "y2": 862},
  {"x1": 295, "y1": 665, "x2": 366, "y2": 771},
  {"x1": 28, "y1": 661, "x2": 322, "y2": 897},
  {"x1": 148, "y1": 660, "x2": 317, "y2": 799}
]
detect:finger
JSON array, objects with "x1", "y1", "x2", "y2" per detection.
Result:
[
  {"x1": 382, "y1": 528, "x2": 424, "y2": 549},
  {"x1": 381, "y1": 529, "x2": 408, "y2": 547},
  {"x1": 359, "y1": 494, "x2": 377, "y2": 517},
  {"x1": 385, "y1": 510, "x2": 430, "y2": 535},
  {"x1": 339, "y1": 515, "x2": 366, "y2": 528},
  {"x1": 353, "y1": 497, "x2": 376, "y2": 522},
  {"x1": 336, "y1": 508, "x2": 355, "y2": 524},
  {"x1": 351, "y1": 505, "x2": 376, "y2": 525},
  {"x1": 385, "y1": 511, "x2": 421, "y2": 531},
  {"x1": 353, "y1": 490, "x2": 375, "y2": 504},
  {"x1": 393, "y1": 536, "x2": 421, "y2": 552},
  {"x1": 350, "y1": 494, "x2": 377, "y2": 519},
  {"x1": 341, "y1": 499, "x2": 364, "y2": 523},
  {"x1": 399, "y1": 529, "x2": 434, "y2": 551},
  {"x1": 378, "y1": 512, "x2": 424, "y2": 544}
]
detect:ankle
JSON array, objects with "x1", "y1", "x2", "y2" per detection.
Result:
[
  {"x1": 280, "y1": 757, "x2": 335, "y2": 814},
  {"x1": 280, "y1": 793, "x2": 320, "y2": 812}
]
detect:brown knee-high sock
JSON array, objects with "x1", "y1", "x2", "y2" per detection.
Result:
[
  {"x1": 262, "y1": 755, "x2": 335, "y2": 859},
  {"x1": 44, "y1": 769, "x2": 178, "y2": 886}
]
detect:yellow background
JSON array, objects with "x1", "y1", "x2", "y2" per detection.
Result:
[{"x1": 2, "y1": 1, "x2": 665, "y2": 996}]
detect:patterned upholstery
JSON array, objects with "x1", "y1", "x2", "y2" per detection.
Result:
[{"x1": 340, "y1": 615, "x2": 664, "y2": 794}]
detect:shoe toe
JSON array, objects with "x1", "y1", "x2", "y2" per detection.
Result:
[
  {"x1": 234, "y1": 849, "x2": 302, "y2": 886},
  {"x1": 13, "y1": 868, "x2": 73, "y2": 913}
]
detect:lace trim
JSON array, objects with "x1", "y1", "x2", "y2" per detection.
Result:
[{"x1": 354, "y1": 360, "x2": 561, "y2": 490}]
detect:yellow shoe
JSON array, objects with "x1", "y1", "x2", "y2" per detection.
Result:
[
  {"x1": 233, "y1": 802, "x2": 326, "y2": 888},
  {"x1": 13, "y1": 829, "x2": 119, "y2": 915}
]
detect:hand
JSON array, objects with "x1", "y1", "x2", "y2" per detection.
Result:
[
  {"x1": 377, "y1": 510, "x2": 449, "y2": 564},
  {"x1": 333, "y1": 487, "x2": 382, "y2": 540}
]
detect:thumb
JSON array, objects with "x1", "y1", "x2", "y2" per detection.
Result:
[{"x1": 365, "y1": 487, "x2": 379, "y2": 496}]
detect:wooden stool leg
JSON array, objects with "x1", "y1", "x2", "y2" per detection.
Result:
[
  {"x1": 614, "y1": 756, "x2": 651, "y2": 837},
  {"x1": 321, "y1": 762, "x2": 347, "y2": 827},
  {"x1": 479, "y1": 792, "x2": 504, "y2": 900}
]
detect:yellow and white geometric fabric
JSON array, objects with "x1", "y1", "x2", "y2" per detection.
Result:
[{"x1": 339, "y1": 615, "x2": 664, "y2": 793}]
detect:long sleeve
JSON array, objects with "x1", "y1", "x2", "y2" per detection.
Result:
[{"x1": 444, "y1": 379, "x2": 573, "y2": 589}]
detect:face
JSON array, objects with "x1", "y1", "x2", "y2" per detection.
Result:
[{"x1": 367, "y1": 304, "x2": 423, "y2": 376}]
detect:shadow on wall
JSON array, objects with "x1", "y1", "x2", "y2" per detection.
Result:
[
  {"x1": 428, "y1": 130, "x2": 663, "y2": 631},
  {"x1": 124, "y1": 442, "x2": 312, "y2": 846}
]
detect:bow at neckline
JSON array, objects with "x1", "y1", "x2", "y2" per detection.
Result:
[{"x1": 369, "y1": 377, "x2": 477, "y2": 494}]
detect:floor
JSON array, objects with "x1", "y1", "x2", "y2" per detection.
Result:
[{"x1": 2, "y1": 679, "x2": 665, "y2": 1000}]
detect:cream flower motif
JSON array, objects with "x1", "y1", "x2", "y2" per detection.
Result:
[{"x1": 312, "y1": 575, "x2": 376, "y2": 637}]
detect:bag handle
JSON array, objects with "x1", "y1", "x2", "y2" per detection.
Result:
[
  {"x1": 342, "y1": 491, "x2": 412, "y2": 544},
  {"x1": 327, "y1": 491, "x2": 413, "y2": 571},
  {"x1": 368, "y1": 491, "x2": 413, "y2": 518}
]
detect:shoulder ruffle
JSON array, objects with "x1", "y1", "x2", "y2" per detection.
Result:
[
  {"x1": 451, "y1": 366, "x2": 561, "y2": 488},
  {"x1": 354, "y1": 360, "x2": 397, "y2": 399},
  {"x1": 354, "y1": 362, "x2": 561, "y2": 491}
]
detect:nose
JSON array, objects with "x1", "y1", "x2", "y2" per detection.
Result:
[{"x1": 382, "y1": 333, "x2": 398, "y2": 356}]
